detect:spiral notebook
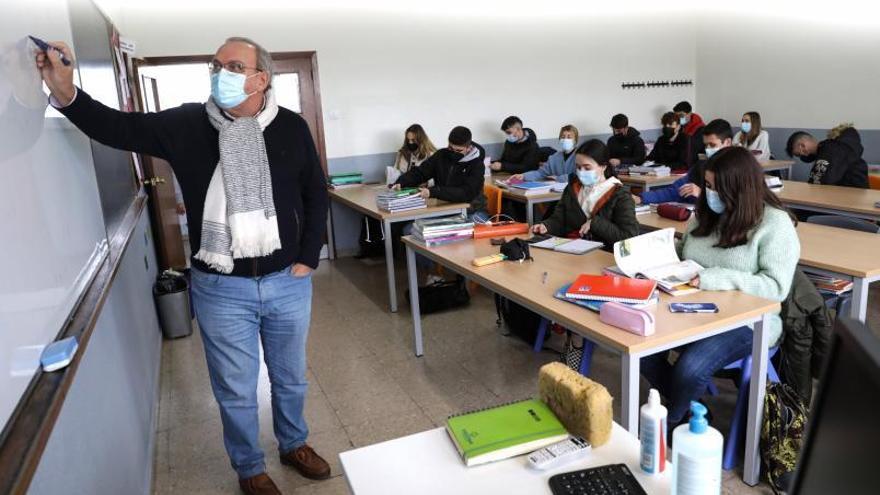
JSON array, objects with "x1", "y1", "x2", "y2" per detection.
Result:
[
  {"x1": 445, "y1": 398, "x2": 568, "y2": 467},
  {"x1": 564, "y1": 274, "x2": 657, "y2": 304}
]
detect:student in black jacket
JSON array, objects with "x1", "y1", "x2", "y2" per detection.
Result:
[
  {"x1": 646, "y1": 112, "x2": 690, "y2": 170},
  {"x1": 489, "y1": 115, "x2": 540, "y2": 174},
  {"x1": 786, "y1": 125, "x2": 868, "y2": 188},
  {"x1": 531, "y1": 139, "x2": 639, "y2": 249},
  {"x1": 393, "y1": 126, "x2": 488, "y2": 217},
  {"x1": 607, "y1": 113, "x2": 646, "y2": 167}
]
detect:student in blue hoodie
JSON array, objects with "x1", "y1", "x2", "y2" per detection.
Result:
[
  {"x1": 634, "y1": 119, "x2": 734, "y2": 205},
  {"x1": 510, "y1": 124, "x2": 579, "y2": 183}
]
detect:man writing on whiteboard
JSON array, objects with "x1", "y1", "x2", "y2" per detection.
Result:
[{"x1": 37, "y1": 37, "x2": 329, "y2": 495}]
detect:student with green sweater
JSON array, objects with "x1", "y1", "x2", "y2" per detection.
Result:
[
  {"x1": 531, "y1": 139, "x2": 639, "y2": 248},
  {"x1": 641, "y1": 146, "x2": 800, "y2": 424}
]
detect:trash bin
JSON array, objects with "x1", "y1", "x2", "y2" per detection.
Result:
[{"x1": 154, "y1": 270, "x2": 193, "y2": 339}]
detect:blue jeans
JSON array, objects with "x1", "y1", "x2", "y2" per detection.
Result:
[
  {"x1": 640, "y1": 326, "x2": 753, "y2": 423},
  {"x1": 190, "y1": 265, "x2": 312, "y2": 479},
  {"x1": 405, "y1": 210, "x2": 491, "y2": 269}
]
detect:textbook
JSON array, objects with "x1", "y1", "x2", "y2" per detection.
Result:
[
  {"x1": 376, "y1": 188, "x2": 427, "y2": 212},
  {"x1": 613, "y1": 228, "x2": 703, "y2": 296},
  {"x1": 446, "y1": 398, "x2": 568, "y2": 467},
  {"x1": 564, "y1": 274, "x2": 657, "y2": 304},
  {"x1": 530, "y1": 236, "x2": 604, "y2": 255},
  {"x1": 509, "y1": 181, "x2": 556, "y2": 195},
  {"x1": 554, "y1": 283, "x2": 658, "y2": 312}
]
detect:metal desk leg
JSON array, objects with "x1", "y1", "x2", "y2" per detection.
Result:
[
  {"x1": 406, "y1": 245, "x2": 424, "y2": 356},
  {"x1": 851, "y1": 277, "x2": 869, "y2": 323},
  {"x1": 526, "y1": 199, "x2": 535, "y2": 225},
  {"x1": 744, "y1": 313, "x2": 771, "y2": 486},
  {"x1": 621, "y1": 353, "x2": 640, "y2": 433},
  {"x1": 383, "y1": 218, "x2": 398, "y2": 312}
]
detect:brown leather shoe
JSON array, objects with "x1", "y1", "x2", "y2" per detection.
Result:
[
  {"x1": 280, "y1": 444, "x2": 331, "y2": 480},
  {"x1": 239, "y1": 472, "x2": 282, "y2": 495}
]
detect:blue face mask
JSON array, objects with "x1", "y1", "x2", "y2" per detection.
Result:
[
  {"x1": 560, "y1": 138, "x2": 575, "y2": 153},
  {"x1": 741, "y1": 122, "x2": 752, "y2": 134},
  {"x1": 679, "y1": 115, "x2": 688, "y2": 126},
  {"x1": 211, "y1": 69, "x2": 257, "y2": 109},
  {"x1": 506, "y1": 133, "x2": 519, "y2": 144},
  {"x1": 705, "y1": 146, "x2": 719, "y2": 159},
  {"x1": 706, "y1": 188, "x2": 726, "y2": 214},
  {"x1": 577, "y1": 169, "x2": 599, "y2": 187}
]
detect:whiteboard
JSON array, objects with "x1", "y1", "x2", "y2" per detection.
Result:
[{"x1": 0, "y1": 0, "x2": 108, "y2": 431}]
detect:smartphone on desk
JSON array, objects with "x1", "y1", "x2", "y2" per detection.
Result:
[{"x1": 669, "y1": 302, "x2": 719, "y2": 313}]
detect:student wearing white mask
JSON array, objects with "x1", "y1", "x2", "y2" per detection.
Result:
[
  {"x1": 732, "y1": 111, "x2": 771, "y2": 162},
  {"x1": 531, "y1": 140, "x2": 639, "y2": 248},
  {"x1": 510, "y1": 124, "x2": 579, "y2": 183}
]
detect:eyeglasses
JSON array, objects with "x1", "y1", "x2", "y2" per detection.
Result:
[{"x1": 208, "y1": 60, "x2": 262, "y2": 75}]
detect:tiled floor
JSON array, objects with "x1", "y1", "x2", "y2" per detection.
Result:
[{"x1": 153, "y1": 256, "x2": 880, "y2": 494}]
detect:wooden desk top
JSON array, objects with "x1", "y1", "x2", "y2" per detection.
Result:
[
  {"x1": 619, "y1": 174, "x2": 684, "y2": 188},
  {"x1": 328, "y1": 185, "x2": 469, "y2": 221},
  {"x1": 638, "y1": 212, "x2": 880, "y2": 279},
  {"x1": 762, "y1": 159, "x2": 795, "y2": 171},
  {"x1": 403, "y1": 236, "x2": 779, "y2": 354},
  {"x1": 777, "y1": 181, "x2": 880, "y2": 218}
]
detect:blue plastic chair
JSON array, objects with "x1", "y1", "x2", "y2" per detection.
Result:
[
  {"x1": 705, "y1": 347, "x2": 781, "y2": 470},
  {"x1": 534, "y1": 318, "x2": 597, "y2": 376}
]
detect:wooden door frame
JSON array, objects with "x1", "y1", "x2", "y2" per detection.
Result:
[{"x1": 131, "y1": 51, "x2": 328, "y2": 175}]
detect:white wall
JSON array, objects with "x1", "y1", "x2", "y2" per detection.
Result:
[
  {"x1": 98, "y1": 2, "x2": 697, "y2": 160},
  {"x1": 695, "y1": 14, "x2": 880, "y2": 130}
]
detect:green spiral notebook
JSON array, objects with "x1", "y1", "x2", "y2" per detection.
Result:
[{"x1": 445, "y1": 398, "x2": 569, "y2": 467}]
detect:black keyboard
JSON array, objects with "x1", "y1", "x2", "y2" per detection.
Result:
[{"x1": 548, "y1": 464, "x2": 647, "y2": 495}]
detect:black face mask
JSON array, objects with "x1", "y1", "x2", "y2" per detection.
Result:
[
  {"x1": 406, "y1": 142, "x2": 418, "y2": 152},
  {"x1": 662, "y1": 127, "x2": 674, "y2": 138},
  {"x1": 800, "y1": 154, "x2": 818, "y2": 163}
]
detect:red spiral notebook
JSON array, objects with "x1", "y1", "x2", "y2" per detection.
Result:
[{"x1": 564, "y1": 274, "x2": 657, "y2": 304}]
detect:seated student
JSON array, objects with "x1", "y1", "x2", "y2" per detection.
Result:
[
  {"x1": 393, "y1": 125, "x2": 489, "y2": 221},
  {"x1": 489, "y1": 115, "x2": 540, "y2": 174},
  {"x1": 786, "y1": 124, "x2": 869, "y2": 188},
  {"x1": 673, "y1": 100, "x2": 706, "y2": 167},
  {"x1": 607, "y1": 113, "x2": 646, "y2": 167},
  {"x1": 645, "y1": 112, "x2": 689, "y2": 170},
  {"x1": 393, "y1": 123, "x2": 437, "y2": 173},
  {"x1": 635, "y1": 119, "x2": 734, "y2": 205},
  {"x1": 641, "y1": 146, "x2": 800, "y2": 425},
  {"x1": 510, "y1": 124, "x2": 579, "y2": 183},
  {"x1": 531, "y1": 139, "x2": 639, "y2": 248},
  {"x1": 732, "y1": 111, "x2": 770, "y2": 162}
]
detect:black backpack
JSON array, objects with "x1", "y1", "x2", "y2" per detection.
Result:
[
  {"x1": 405, "y1": 275, "x2": 470, "y2": 314},
  {"x1": 494, "y1": 294, "x2": 543, "y2": 347}
]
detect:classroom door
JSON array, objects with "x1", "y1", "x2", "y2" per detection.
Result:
[
  {"x1": 138, "y1": 75, "x2": 188, "y2": 270},
  {"x1": 270, "y1": 53, "x2": 328, "y2": 175}
]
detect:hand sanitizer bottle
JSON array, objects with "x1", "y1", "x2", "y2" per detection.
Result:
[
  {"x1": 671, "y1": 401, "x2": 723, "y2": 495},
  {"x1": 640, "y1": 389, "x2": 667, "y2": 474}
]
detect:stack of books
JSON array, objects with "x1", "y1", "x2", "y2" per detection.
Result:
[
  {"x1": 328, "y1": 172, "x2": 363, "y2": 188},
  {"x1": 376, "y1": 188, "x2": 427, "y2": 213},
  {"x1": 412, "y1": 214, "x2": 474, "y2": 246},
  {"x1": 510, "y1": 181, "x2": 556, "y2": 195},
  {"x1": 626, "y1": 165, "x2": 672, "y2": 177},
  {"x1": 804, "y1": 271, "x2": 853, "y2": 296},
  {"x1": 555, "y1": 274, "x2": 659, "y2": 312}
]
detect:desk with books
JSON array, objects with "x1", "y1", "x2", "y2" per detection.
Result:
[
  {"x1": 489, "y1": 174, "x2": 564, "y2": 225},
  {"x1": 402, "y1": 235, "x2": 778, "y2": 485},
  {"x1": 637, "y1": 211, "x2": 880, "y2": 323},
  {"x1": 327, "y1": 185, "x2": 469, "y2": 312},
  {"x1": 340, "y1": 422, "x2": 670, "y2": 495}
]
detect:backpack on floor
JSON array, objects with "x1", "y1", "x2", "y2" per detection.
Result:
[
  {"x1": 405, "y1": 275, "x2": 470, "y2": 314},
  {"x1": 356, "y1": 216, "x2": 385, "y2": 258},
  {"x1": 494, "y1": 294, "x2": 542, "y2": 347},
  {"x1": 760, "y1": 382, "x2": 808, "y2": 493}
]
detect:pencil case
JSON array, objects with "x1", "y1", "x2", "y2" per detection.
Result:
[
  {"x1": 657, "y1": 203, "x2": 692, "y2": 221},
  {"x1": 599, "y1": 302, "x2": 655, "y2": 336}
]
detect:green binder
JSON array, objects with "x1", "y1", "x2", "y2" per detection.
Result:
[{"x1": 445, "y1": 398, "x2": 569, "y2": 467}]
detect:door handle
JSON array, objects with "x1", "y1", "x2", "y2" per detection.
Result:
[{"x1": 143, "y1": 177, "x2": 167, "y2": 186}]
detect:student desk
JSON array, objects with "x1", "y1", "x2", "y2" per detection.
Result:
[
  {"x1": 776, "y1": 180, "x2": 880, "y2": 222},
  {"x1": 761, "y1": 159, "x2": 794, "y2": 178},
  {"x1": 340, "y1": 422, "x2": 670, "y2": 495},
  {"x1": 402, "y1": 236, "x2": 779, "y2": 485},
  {"x1": 638, "y1": 212, "x2": 880, "y2": 323},
  {"x1": 619, "y1": 173, "x2": 684, "y2": 191},
  {"x1": 489, "y1": 174, "x2": 563, "y2": 225},
  {"x1": 327, "y1": 185, "x2": 468, "y2": 312}
]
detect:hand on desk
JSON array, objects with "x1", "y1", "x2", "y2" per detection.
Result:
[
  {"x1": 418, "y1": 187, "x2": 431, "y2": 199},
  {"x1": 632, "y1": 194, "x2": 642, "y2": 205},
  {"x1": 579, "y1": 221, "x2": 592, "y2": 236},
  {"x1": 510, "y1": 174, "x2": 525, "y2": 182},
  {"x1": 489, "y1": 162, "x2": 503, "y2": 172},
  {"x1": 389, "y1": 183, "x2": 401, "y2": 190},
  {"x1": 689, "y1": 276, "x2": 700, "y2": 288},
  {"x1": 532, "y1": 223, "x2": 548, "y2": 235},
  {"x1": 678, "y1": 183, "x2": 701, "y2": 199}
]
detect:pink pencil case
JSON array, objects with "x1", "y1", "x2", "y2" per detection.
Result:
[{"x1": 599, "y1": 302, "x2": 656, "y2": 336}]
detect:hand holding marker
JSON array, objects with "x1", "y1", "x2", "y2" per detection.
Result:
[{"x1": 29, "y1": 35, "x2": 71, "y2": 66}]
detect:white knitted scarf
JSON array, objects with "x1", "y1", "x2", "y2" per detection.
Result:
[{"x1": 194, "y1": 91, "x2": 281, "y2": 273}]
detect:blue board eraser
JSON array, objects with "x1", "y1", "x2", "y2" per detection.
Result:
[{"x1": 41, "y1": 336, "x2": 78, "y2": 372}]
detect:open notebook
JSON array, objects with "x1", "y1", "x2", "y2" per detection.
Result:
[
  {"x1": 612, "y1": 228, "x2": 703, "y2": 296},
  {"x1": 529, "y1": 236, "x2": 604, "y2": 255}
]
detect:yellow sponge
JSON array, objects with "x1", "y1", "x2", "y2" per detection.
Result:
[{"x1": 538, "y1": 362, "x2": 613, "y2": 447}]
